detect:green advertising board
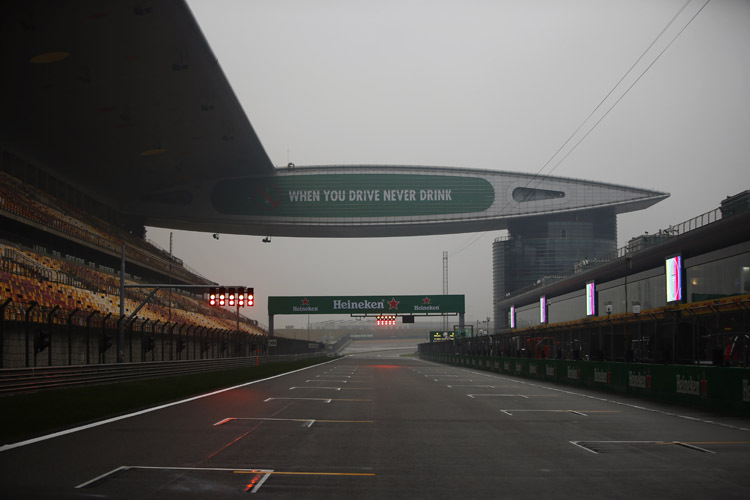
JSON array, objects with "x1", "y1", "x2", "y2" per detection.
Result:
[
  {"x1": 212, "y1": 174, "x2": 494, "y2": 218},
  {"x1": 268, "y1": 295, "x2": 465, "y2": 316}
]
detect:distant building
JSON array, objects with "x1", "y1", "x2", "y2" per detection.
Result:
[{"x1": 494, "y1": 204, "x2": 636, "y2": 330}]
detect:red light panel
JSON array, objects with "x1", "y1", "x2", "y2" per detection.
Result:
[
  {"x1": 247, "y1": 294, "x2": 254, "y2": 306},
  {"x1": 376, "y1": 314, "x2": 397, "y2": 326}
]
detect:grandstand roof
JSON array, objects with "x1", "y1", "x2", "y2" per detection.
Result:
[
  {"x1": 0, "y1": 1, "x2": 274, "y2": 209},
  {"x1": 1, "y1": 2, "x2": 667, "y2": 238}
]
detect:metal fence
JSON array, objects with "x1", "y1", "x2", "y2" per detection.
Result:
[{"x1": 0, "y1": 299, "x2": 321, "y2": 369}]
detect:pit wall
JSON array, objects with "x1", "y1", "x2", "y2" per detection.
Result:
[{"x1": 419, "y1": 353, "x2": 750, "y2": 415}]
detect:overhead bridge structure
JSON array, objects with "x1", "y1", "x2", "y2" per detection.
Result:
[
  {"x1": 1, "y1": 2, "x2": 667, "y2": 240},
  {"x1": 129, "y1": 165, "x2": 668, "y2": 238}
]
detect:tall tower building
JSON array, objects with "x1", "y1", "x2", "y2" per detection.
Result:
[{"x1": 493, "y1": 207, "x2": 617, "y2": 330}]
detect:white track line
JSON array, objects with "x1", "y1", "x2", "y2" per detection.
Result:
[
  {"x1": 467, "y1": 394, "x2": 532, "y2": 399},
  {"x1": 75, "y1": 465, "x2": 131, "y2": 488},
  {"x1": 1, "y1": 358, "x2": 342, "y2": 453},
  {"x1": 290, "y1": 386, "x2": 341, "y2": 391},
  {"x1": 500, "y1": 409, "x2": 588, "y2": 416},
  {"x1": 570, "y1": 440, "x2": 716, "y2": 454},
  {"x1": 76, "y1": 466, "x2": 274, "y2": 490},
  {"x1": 251, "y1": 471, "x2": 273, "y2": 493},
  {"x1": 569, "y1": 441, "x2": 598, "y2": 454},
  {"x1": 673, "y1": 442, "x2": 715, "y2": 453},
  {"x1": 264, "y1": 397, "x2": 332, "y2": 403}
]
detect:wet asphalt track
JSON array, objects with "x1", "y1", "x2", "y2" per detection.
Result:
[{"x1": 1, "y1": 344, "x2": 750, "y2": 499}]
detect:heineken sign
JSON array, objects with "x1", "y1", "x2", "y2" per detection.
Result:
[
  {"x1": 268, "y1": 295, "x2": 465, "y2": 316},
  {"x1": 212, "y1": 174, "x2": 494, "y2": 218}
]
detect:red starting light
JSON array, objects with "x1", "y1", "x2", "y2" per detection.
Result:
[
  {"x1": 210, "y1": 287, "x2": 255, "y2": 307},
  {"x1": 376, "y1": 314, "x2": 396, "y2": 326}
]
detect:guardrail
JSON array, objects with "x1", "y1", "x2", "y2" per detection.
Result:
[{"x1": 0, "y1": 353, "x2": 326, "y2": 395}]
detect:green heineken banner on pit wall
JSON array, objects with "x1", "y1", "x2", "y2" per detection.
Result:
[
  {"x1": 212, "y1": 174, "x2": 494, "y2": 218},
  {"x1": 268, "y1": 295, "x2": 465, "y2": 316}
]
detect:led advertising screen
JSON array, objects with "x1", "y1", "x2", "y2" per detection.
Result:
[
  {"x1": 509, "y1": 306, "x2": 516, "y2": 329},
  {"x1": 586, "y1": 281, "x2": 596, "y2": 316},
  {"x1": 666, "y1": 254, "x2": 683, "y2": 303},
  {"x1": 540, "y1": 296, "x2": 547, "y2": 324}
]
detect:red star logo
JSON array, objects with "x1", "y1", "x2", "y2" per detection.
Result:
[
  {"x1": 423, "y1": 297, "x2": 431, "y2": 304},
  {"x1": 388, "y1": 297, "x2": 400, "y2": 310},
  {"x1": 301, "y1": 298, "x2": 309, "y2": 305}
]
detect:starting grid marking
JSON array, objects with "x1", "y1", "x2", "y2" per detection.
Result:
[
  {"x1": 264, "y1": 397, "x2": 372, "y2": 403},
  {"x1": 214, "y1": 417, "x2": 373, "y2": 428},
  {"x1": 500, "y1": 409, "x2": 621, "y2": 417},
  {"x1": 467, "y1": 394, "x2": 559, "y2": 399},
  {"x1": 76, "y1": 465, "x2": 375, "y2": 493},
  {"x1": 75, "y1": 466, "x2": 275, "y2": 493},
  {"x1": 290, "y1": 386, "x2": 372, "y2": 391},
  {"x1": 569, "y1": 440, "x2": 725, "y2": 455},
  {"x1": 447, "y1": 385, "x2": 518, "y2": 389},
  {"x1": 435, "y1": 364, "x2": 750, "y2": 434},
  {"x1": 291, "y1": 386, "x2": 341, "y2": 391}
]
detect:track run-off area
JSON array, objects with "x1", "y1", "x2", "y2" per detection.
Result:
[{"x1": 2, "y1": 341, "x2": 750, "y2": 499}]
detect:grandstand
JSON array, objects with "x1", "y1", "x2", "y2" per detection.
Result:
[{"x1": 0, "y1": 162, "x2": 322, "y2": 369}]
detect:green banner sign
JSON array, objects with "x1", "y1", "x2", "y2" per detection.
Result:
[
  {"x1": 212, "y1": 174, "x2": 494, "y2": 218},
  {"x1": 268, "y1": 295, "x2": 465, "y2": 315}
]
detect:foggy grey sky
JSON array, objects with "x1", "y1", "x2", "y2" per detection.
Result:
[{"x1": 148, "y1": 0, "x2": 749, "y2": 329}]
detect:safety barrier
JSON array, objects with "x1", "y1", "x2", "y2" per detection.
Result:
[
  {"x1": 420, "y1": 353, "x2": 750, "y2": 414},
  {"x1": 0, "y1": 353, "x2": 325, "y2": 394}
]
